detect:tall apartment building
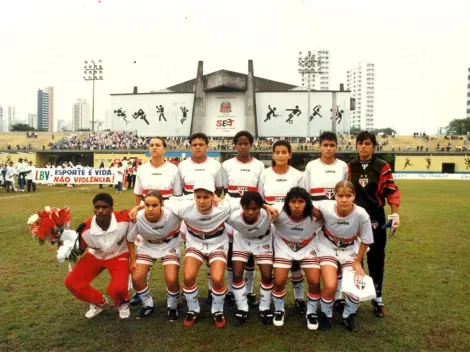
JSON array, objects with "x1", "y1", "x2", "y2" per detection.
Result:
[
  {"x1": 8, "y1": 106, "x2": 16, "y2": 128},
  {"x1": 73, "y1": 98, "x2": 91, "y2": 131},
  {"x1": 346, "y1": 62, "x2": 375, "y2": 130},
  {"x1": 467, "y1": 67, "x2": 470, "y2": 118},
  {"x1": 0, "y1": 105, "x2": 3, "y2": 131},
  {"x1": 37, "y1": 87, "x2": 54, "y2": 132},
  {"x1": 28, "y1": 113, "x2": 37, "y2": 129},
  {"x1": 300, "y1": 49, "x2": 332, "y2": 91}
]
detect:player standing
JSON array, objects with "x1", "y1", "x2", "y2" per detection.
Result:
[
  {"x1": 348, "y1": 131, "x2": 401, "y2": 317},
  {"x1": 222, "y1": 131, "x2": 265, "y2": 307},
  {"x1": 178, "y1": 133, "x2": 224, "y2": 303},
  {"x1": 303, "y1": 131, "x2": 349, "y2": 311},
  {"x1": 258, "y1": 140, "x2": 307, "y2": 314}
]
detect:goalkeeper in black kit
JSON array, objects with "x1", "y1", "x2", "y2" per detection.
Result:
[{"x1": 348, "y1": 131, "x2": 401, "y2": 318}]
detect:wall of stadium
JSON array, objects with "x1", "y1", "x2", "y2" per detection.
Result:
[
  {"x1": 0, "y1": 152, "x2": 38, "y2": 165},
  {"x1": 395, "y1": 155, "x2": 470, "y2": 173},
  {"x1": 110, "y1": 93, "x2": 194, "y2": 137},
  {"x1": 204, "y1": 93, "x2": 245, "y2": 136},
  {"x1": 255, "y1": 92, "x2": 351, "y2": 137}
]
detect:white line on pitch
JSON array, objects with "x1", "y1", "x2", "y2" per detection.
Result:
[{"x1": 0, "y1": 187, "x2": 95, "y2": 200}]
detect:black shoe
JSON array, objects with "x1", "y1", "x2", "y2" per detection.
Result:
[
  {"x1": 233, "y1": 310, "x2": 248, "y2": 326},
  {"x1": 343, "y1": 313, "x2": 359, "y2": 332},
  {"x1": 205, "y1": 291, "x2": 213, "y2": 305},
  {"x1": 372, "y1": 300, "x2": 385, "y2": 318},
  {"x1": 306, "y1": 313, "x2": 319, "y2": 330},
  {"x1": 130, "y1": 293, "x2": 141, "y2": 306},
  {"x1": 136, "y1": 305, "x2": 154, "y2": 319},
  {"x1": 273, "y1": 310, "x2": 285, "y2": 327},
  {"x1": 334, "y1": 299, "x2": 346, "y2": 315},
  {"x1": 167, "y1": 308, "x2": 178, "y2": 322},
  {"x1": 295, "y1": 299, "x2": 307, "y2": 315},
  {"x1": 319, "y1": 312, "x2": 332, "y2": 331},
  {"x1": 247, "y1": 293, "x2": 259, "y2": 307},
  {"x1": 259, "y1": 310, "x2": 274, "y2": 325},
  {"x1": 224, "y1": 292, "x2": 235, "y2": 307}
]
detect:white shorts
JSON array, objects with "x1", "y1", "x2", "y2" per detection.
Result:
[
  {"x1": 135, "y1": 237, "x2": 181, "y2": 266},
  {"x1": 317, "y1": 232, "x2": 358, "y2": 270},
  {"x1": 225, "y1": 223, "x2": 234, "y2": 243},
  {"x1": 232, "y1": 231, "x2": 273, "y2": 265},
  {"x1": 273, "y1": 235, "x2": 320, "y2": 269},
  {"x1": 185, "y1": 237, "x2": 228, "y2": 264}
]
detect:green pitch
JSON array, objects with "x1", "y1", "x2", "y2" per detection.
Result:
[{"x1": 1, "y1": 181, "x2": 469, "y2": 352}]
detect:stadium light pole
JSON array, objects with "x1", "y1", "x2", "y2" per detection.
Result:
[
  {"x1": 83, "y1": 60, "x2": 104, "y2": 132},
  {"x1": 298, "y1": 51, "x2": 321, "y2": 139}
]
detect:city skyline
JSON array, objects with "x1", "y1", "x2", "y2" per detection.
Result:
[{"x1": 1, "y1": 0, "x2": 470, "y2": 135}]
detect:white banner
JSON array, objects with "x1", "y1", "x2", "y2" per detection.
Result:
[
  {"x1": 204, "y1": 93, "x2": 245, "y2": 136},
  {"x1": 33, "y1": 168, "x2": 117, "y2": 184},
  {"x1": 256, "y1": 92, "x2": 351, "y2": 137},
  {"x1": 110, "y1": 93, "x2": 194, "y2": 136},
  {"x1": 393, "y1": 173, "x2": 470, "y2": 180}
]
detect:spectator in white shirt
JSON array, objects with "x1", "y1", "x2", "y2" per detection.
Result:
[{"x1": 25, "y1": 161, "x2": 37, "y2": 192}]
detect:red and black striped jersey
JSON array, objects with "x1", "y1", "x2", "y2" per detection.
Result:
[{"x1": 348, "y1": 157, "x2": 400, "y2": 215}]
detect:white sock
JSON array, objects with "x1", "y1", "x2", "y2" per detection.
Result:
[
  {"x1": 291, "y1": 270, "x2": 304, "y2": 300},
  {"x1": 226, "y1": 267, "x2": 234, "y2": 294},
  {"x1": 373, "y1": 296, "x2": 383, "y2": 303},
  {"x1": 343, "y1": 294, "x2": 360, "y2": 318},
  {"x1": 320, "y1": 294, "x2": 334, "y2": 318},
  {"x1": 211, "y1": 287, "x2": 226, "y2": 314},
  {"x1": 272, "y1": 290, "x2": 286, "y2": 312},
  {"x1": 259, "y1": 281, "x2": 273, "y2": 312},
  {"x1": 244, "y1": 266, "x2": 255, "y2": 294},
  {"x1": 307, "y1": 291, "x2": 321, "y2": 315},
  {"x1": 335, "y1": 275, "x2": 343, "y2": 300},
  {"x1": 183, "y1": 284, "x2": 200, "y2": 313},
  {"x1": 232, "y1": 280, "x2": 249, "y2": 312},
  {"x1": 137, "y1": 286, "x2": 154, "y2": 307},
  {"x1": 166, "y1": 287, "x2": 179, "y2": 309},
  {"x1": 206, "y1": 264, "x2": 212, "y2": 291}
]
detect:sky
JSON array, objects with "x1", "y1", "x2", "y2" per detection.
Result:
[{"x1": 0, "y1": 0, "x2": 469, "y2": 134}]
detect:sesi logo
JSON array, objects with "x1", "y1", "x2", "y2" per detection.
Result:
[{"x1": 216, "y1": 119, "x2": 235, "y2": 127}]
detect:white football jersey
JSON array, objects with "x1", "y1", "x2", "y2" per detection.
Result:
[
  {"x1": 273, "y1": 210, "x2": 320, "y2": 242},
  {"x1": 258, "y1": 166, "x2": 304, "y2": 204},
  {"x1": 222, "y1": 156, "x2": 265, "y2": 201},
  {"x1": 166, "y1": 202, "x2": 232, "y2": 244},
  {"x1": 317, "y1": 200, "x2": 374, "y2": 247},
  {"x1": 304, "y1": 158, "x2": 348, "y2": 202},
  {"x1": 134, "y1": 161, "x2": 182, "y2": 199},
  {"x1": 127, "y1": 208, "x2": 182, "y2": 242},
  {"x1": 226, "y1": 208, "x2": 273, "y2": 240},
  {"x1": 178, "y1": 157, "x2": 224, "y2": 194}
]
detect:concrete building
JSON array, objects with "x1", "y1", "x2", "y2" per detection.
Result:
[
  {"x1": 37, "y1": 87, "x2": 54, "y2": 132},
  {"x1": 347, "y1": 62, "x2": 375, "y2": 130},
  {"x1": 28, "y1": 113, "x2": 37, "y2": 129},
  {"x1": 0, "y1": 105, "x2": 3, "y2": 131},
  {"x1": 7, "y1": 106, "x2": 16, "y2": 129},
  {"x1": 110, "y1": 60, "x2": 351, "y2": 137},
  {"x1": 314, "y1": 49, "x2": 331, "y2": 91},
  {"x1": 72, "y1": 98, "x2": 90, "y2": 131},
  {"x1": 467, "y1": 67, "x2": 470, "y2": 118}
]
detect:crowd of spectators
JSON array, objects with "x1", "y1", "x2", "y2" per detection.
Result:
[{"x1": 53, "y1": 131, "x2": 148, "y2": 151}]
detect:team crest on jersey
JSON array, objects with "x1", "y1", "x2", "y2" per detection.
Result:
[
  {"x1": 262, "y1": 244, "x2": 271, "y2": 250},
  {"x1": 354, "y1": 277, "x2": 366, "y2": 290},
  {"x1": 237, "y1": 186, "x2": 248, "y2": 196},
  {"x1": 169, "y1": 248, "x2": 176, "y2": 254},
  {"x1": 309, "y1": 249, "x2": 317, "y2": 257},
  {"x1": 359, "y1": 177, "x2": 368, "y2": 187},
  {"x1": 371, "y1": 221, "x2": 378, "y2": 230},
  {"x1": 324, "y1": 188, "x2": 335, "y2": 199}
]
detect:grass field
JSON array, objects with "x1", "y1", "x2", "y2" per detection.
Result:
[{"x1": 1, "y1": 181, "x2": 470, "y2": 352}]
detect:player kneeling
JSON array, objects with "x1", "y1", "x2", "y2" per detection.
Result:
[
  {"x1": 127, "y1": 191, "x2": 182, "y2": 321},
  {"x1": 226, "y1": 191, "x2": 275, "y2": 325},
  {"x1": 314, "y1": 181, "x2": 373, "y2": 332},
  {"x1": 271, "y1": 187, "x2": 321, "y2": 329}
]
